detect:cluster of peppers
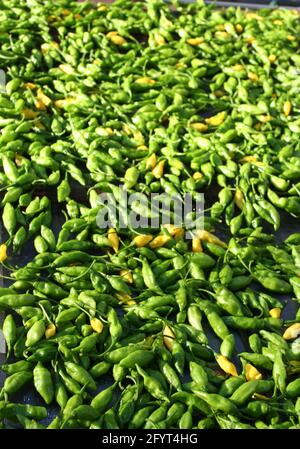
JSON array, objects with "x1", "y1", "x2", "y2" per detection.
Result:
[{"x1": 0, "y1": 0, "x2": 300, "y2": 429}]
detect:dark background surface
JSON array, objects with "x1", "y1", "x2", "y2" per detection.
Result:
[{"x1": 0, "y1": 0, "x2": 300, "y2": 427}]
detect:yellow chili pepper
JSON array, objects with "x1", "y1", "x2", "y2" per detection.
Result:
[
  {"x1": 258, "y1": 114, "x2": 272, "y2": 123},
  {"x1": 41, "y1": 42, "x2": 59, "y2": 53},
  {"x1": 54, "y1": 98, "x2": 76, "y2": 108},
  {"x1": 287, "y1": 35, "x2": 296, "y2": 41},
  {"x1": 268, "y1": 54, "x2": 276, "y2": 63},
  {"x1": 107, "y1": 32, "x2": 127, "y2": 45},
  {"x1": 232, "y1": 64, "x2": 244, "y2": 71},
  {"x1": 283, "y1": 323, "x2": 300, "y2": 340},
  {"x1": 133, "y1": 234, "x2": 153, "y2": 247},
  {"x1": 137, "y1": 145, "x2": 148, "y2": 151},
  {"x1": 224, "y1": 23, "x2": 235, "y2": 34},
  {"x1": 163, "y1": 325, "x2": 176, "y2": 351},
  {"x1": 149, "y1": 234, "x2": 170, "y2": 249},
  {"x1": 152, "y1": 160, "x2": 165, "y2": 179},
  {"x1": 24, "y1": 82, "x2": 36, "y2": 90},
  {"x1": 245, "y1": 363, "x2": 263, "y2": 381},
  {"x1": 193, "y1": 172, "x2": 204, "y2": 181},
  {"x1": 22, "y1": 109, "x2": 38, "y2": 119},
  {"x1": 37, "y1": 90, "x2": 51, "y2": 107},
  {"x1": 173, "y1": 228, "x2": 185, "y2": 239},
  {"x1": 239, "y1": 155, "x2": 258, "y2": 163},
  {"x1": 133, "y1": 130, "x2": 145, "y2": 145},
  {"x1": 186, "y1": 37, "x2": 204, "y2": 46},
  {"x1": 110, "y1": 36, "x2": 126, "y2": 45},
  {"x1": 107, "y1": 228, "x2": 119, "y2": 253},
  {"x1": 120, "y1": 269, "x2": 133, "y2": 284},
  {"x1": 245, "y1": 36, "x2": 256, "y2": 44},
  {"x1": 162, "y1": 224, "x2": 184, "y2": 240},
  {"x1": 0, "y1": 244, "x2": 7, "y2": 262},
  {"x1": 116, "y1": 292, "x2": 136, "y2": 306},
  {"x1": 135, "y1": 77, "x2": 155, "y2": 85},
  {"x1": 154, "y1": 32, "x2": 165, "y2": 46},
  {"x1": 90, "y1": 318, "x2": 104, "y2": 334},
  {"x1": 283, "y1": 101, "x2": 292, "y2": 117},
  {"x1": 162, "y1": 224, "x2": 179, "y2": 236},
  {"x1": 248, "y1": 72, "x2": 259, "y2": 82},
  {"x1": 45, "y1": 323, "x2": 56, "y2": 339},
  {"x1": 162, "y1": 224, "x2": 175, "y2": 235},
  {"x1": 123, "y1": 124, "x2": 131, "y2": 135},
  {"x1": 215, "y1": 31, "x2": 229, "y2": 39},
  {"x1": 192, "y1": 237, "x2": 203, "y2": 253},
  {"x1": 58, "y1": 64, "x2": 74, "y2": 74},
  {"x1": 245, "y1": 12, "x2": 262, "y2": 20},
  {"x1": 35, "y1": 121, "x2": 46, "y2": 130},
  {"x1": 269, "y1": 308, "x2": 281, "y2": 319},
  {"x1": 35, "y1": 100, "x2": 47, "y2": 111},
  {"x1": 196, "y1": 230, "x2": 227, "y2": 248},
  {"x1": 146, "y1": 153, "x2": 157, "y2": 170},
  {"x1": 190, "y1": 123, "x2": 208, "y2": 132},
  {"x1": 54, "y1": 100, "x2": 65, "y2": 108},
  {"x1": 236, "y1": 24, "x2": 243, "y2": 33},
  {"x1": 96, "y1": 127, "x2": 113, "y2": 137},
  {"x1": 125, "y1": 300, "x2": 136, "y2": 307},
  {"x1": 205, "y1": 111, "x2": 227, "y2": 126},
  {"x1": 216, "y1": 355, "x2": 238, "y2": 377},
  {"x1": 252, "y1": 161, "x2": 267, "y2": 168},
  {"x1": 234, "y1": 189, "x2": 244, "y2": 210},
  {"x1": 175, "y1": 62, "x2": 185, "y2": 69},
  {"x1": 106, "y1": 30, "x2": 118, "y2": 36}
]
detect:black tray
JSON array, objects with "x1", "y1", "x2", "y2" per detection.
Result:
[{"x1": 0, "y1": 0, "x2": 299, "y2": 427}]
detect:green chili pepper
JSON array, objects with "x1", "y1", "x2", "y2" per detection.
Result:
[
  {"x1": 91, "y1": 383, "x2": 116, "y2": 413},
  {"x1": 136, "y1": 364, "x2": 169, "y2": 402},
  {"x1": 33, "y1": 362, "x2": 54, "y2": 405},
  {"x1": 195, "y1": 391, "x2": 239, "y2": 415},
  {"x1": 273, "y1": 351, "x2": 286, "y2": 394},
  {"x1": 2, "y1": 314, "x2": 17, "y2": 356},
  {"x1": 64, "y1": 362, "x2": 97, "y2": 390},
  {"x1": 25, "y1": 319, "x2": 46, "y2": 347},
  {"x1": 2, "y1": 371, "x2": 32, "y2": 396}
]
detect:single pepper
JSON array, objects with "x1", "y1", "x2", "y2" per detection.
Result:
[
  {"x1": 1, "y1": 371, "x2": 32, "y2": 396},
  {"x1": 64, "y1": 362, "x2": 97, "y2": 390},
  {"x1": 136, "y1": 364, "x2": 169, "y2": 402},
  {"x1": 25, "y1": 319, "x2": 46, "y2": 347},
  {"x1": 33, "y1": 362, "x2": 54, "y2": 405},
  {"x1": 91, "y1": 383, "x2": 116, "y2": 413},
  {"x1": 2, "y1": 314, "x2": 17, "y2": 356}
]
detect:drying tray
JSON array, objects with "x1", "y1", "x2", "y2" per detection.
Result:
[{"x1": 0, "y1": 0, "x2": 299, "y2": 427}]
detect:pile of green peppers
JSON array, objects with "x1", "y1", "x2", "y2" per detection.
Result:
[{"x1": 0, "y1": 0, "x2": 300, "y2": 430}]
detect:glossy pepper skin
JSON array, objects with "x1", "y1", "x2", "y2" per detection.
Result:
[
  {"x1": 33, "y1": 362, "x2": 54, "y2": 405},
  {"x1": 0, "y1": 0, "x2": 300, "y2": 431}
]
